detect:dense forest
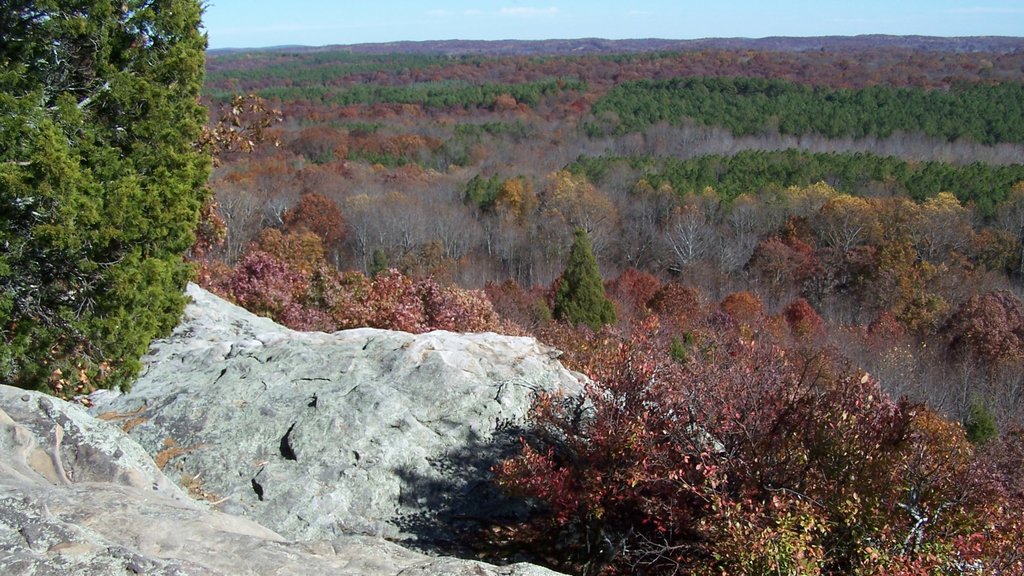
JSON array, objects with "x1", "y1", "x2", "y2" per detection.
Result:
[
  {"x1": 7, "y1": 18, "x2": 1024, "y2": 573},
  {"x1": 589, "y1": 78, "x2": 1024, "y2": 143}
]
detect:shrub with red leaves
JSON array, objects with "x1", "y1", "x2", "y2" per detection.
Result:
[
  {"x1": 494, "y1": 311, "x2": 1003, "y2": 575},
  {"x1": 417, "y1": 276, "x2": 507, "y2": 333},
  {"x1": 223, "y1": 235, "x2": 506, "y2": 335},
  {"x1": 326, "y1": 268, "x2": 506, "y2": 334},
  {"x1": 605, "y1": 268, "x2": 662, "y2": 323},
  {"x1": 747, "y1": 235, "x2": 820, "y2": 302},
  {"x1": 866, "y1": 311, "x2": 908, "y2": 346},
  {"x1": 485, "y1": 279, "x2": 551, "y2": 332},
  {"x1": 228, "y1": 251, "x2": 308, "y2": 321}
]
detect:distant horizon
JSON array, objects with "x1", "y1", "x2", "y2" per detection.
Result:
[
  {"x1": 204, "y1": 33, "x2": 1024, "y2": 52},
  {"x1": 201, "y1": 34, "x2": 1024, "y2": 54},
  {"x1": 202, "y1": 1, "x2": 1024, "y2": 50}
]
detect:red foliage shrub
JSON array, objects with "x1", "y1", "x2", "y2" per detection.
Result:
[
  {"x1": 605, "y1": 267, "x2": 662, "y2": 324},
  {"x1": 494, "y1": 314, "x2": 1002, "y2": 574},
  {"x1": 485, "y1": 279, "x2": 550, "y2": 332},
  {"x1": 970, "y1": 430, "x2": 1024, "y2": 573},
  {"x1": 345, "y1": 268, "x2": 427, "y2": 332},
  {"x1": 224, "y1": 240, "x2": 507, "y2": 335},
  {"x1": 194, "y1": 258, "x2": 235, "y2": 298},
  {"x1": 228, "y1": 250, "x2": 308, "y2": 321},
  {"x1": 276, "y1": 303, "x2": 337, "y2": 333},
  {"x1": 867, "y1": 311, "x2": 908, "y2": 346},
  {"x1": 747, "y1": 235, "x2": 820, "y2": 301},
  {"x1": 417, "y1": 276, "x2": 506, "y2": 333},
  {"x1": 327, "y1": 269, "x2": 506, "y2": 334}
]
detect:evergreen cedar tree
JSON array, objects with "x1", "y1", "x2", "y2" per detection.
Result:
[
  {"x1": 0, "y1": 1, "x2": 210, "y2": 394},
  {"x1": 553, "y1": 228, "x2": 616, "y2": 331}
]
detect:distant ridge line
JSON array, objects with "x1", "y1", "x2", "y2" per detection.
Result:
[{"x1": 208, "y1": 35, "x2": 1024, "y2": 56}]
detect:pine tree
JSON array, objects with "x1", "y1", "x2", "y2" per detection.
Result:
[
  {"x1": 964, "y1": 401, "x2": 998, "y2": 445},
  {"x1": 553, "y1": 228, "x2": 616, "y2": 330},
  {"x1": 1, "y1": 1, "x2": 210, "y2": 393}
]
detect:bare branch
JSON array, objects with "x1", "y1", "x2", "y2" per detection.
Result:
[{"x1": 77, "y1": 80, "x2": 110, "y2": 110}]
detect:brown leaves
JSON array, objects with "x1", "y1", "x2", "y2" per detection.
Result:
[
  {"x1": 281, "y1": 193, "x2": 347, "y2": 251},
  {"x1": 945, "y1": 290, "x2": 1024, "y2": 363},
  {"x1": 200, "y1": 94, "x2": 282, "y2": 163}
]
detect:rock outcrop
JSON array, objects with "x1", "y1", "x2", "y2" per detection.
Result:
[
  {"x1": 0, "y1": 386, "x2": 562, "y2": 575},
  {"x1": 87, "y1": 284, "x2": 582, "y2": 550}
]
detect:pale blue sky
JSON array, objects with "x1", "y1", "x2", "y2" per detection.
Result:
[{"x1": 202, "y1": 1, "x2": 1024, "y2": 49}]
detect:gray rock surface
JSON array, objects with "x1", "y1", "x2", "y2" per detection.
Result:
[
  {"x1": 0, "y1": 386, "x2": 564, "y2": 576},
  {"x1": 89, "y1": 284, "x2": 583, "y2": 548}
]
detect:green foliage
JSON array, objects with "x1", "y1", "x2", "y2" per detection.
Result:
[
  {"x1": 669, "y1": 335, "x2": 689, "y2": 363},
  {"x1": 570, "y1": 151, "x2": 1024, "y2": 216},
  {"x1": 369, "y1": 249, "x2": 390, "y2": 277},
  {"x1": 0, "y1": 1, "x2": 210, "y2": 393},
  {"x1": 590, "y1": 76, "x2": 1024, "y2": 144},
  {"x1": 534, "y1": 299, "x2": 553, "y2": 325},
  {"x1": 965, "y1": 401, "x2": 998, "y2": 445},
  {"x1": 553, "y1": 228, "x2": 616, "y2": 330},
  {"x1": 463, "y1": 175, "x2": 504, "y2": 210}
]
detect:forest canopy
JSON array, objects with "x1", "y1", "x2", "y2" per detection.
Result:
[
  {"x1": 589, "y1": 77, "x2": 1024, "y2": 144},
  {"x1": 570, "y1": 150, "x2": 1024, "y2": 216}
]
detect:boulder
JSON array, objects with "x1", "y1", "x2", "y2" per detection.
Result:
[
  {"x1": 0, "y1": 386, "x2": 563, "y2": 575},
  {"x1": 90, "y1": 284, "x2": 584, "y2": 550}
]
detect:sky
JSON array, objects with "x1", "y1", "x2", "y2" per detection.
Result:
[{"x1": 202, "y1": 1, "x2": 1024, "y2": 49}]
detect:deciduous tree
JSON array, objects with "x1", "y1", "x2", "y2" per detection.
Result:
[
  {"x1": 282, "y1": 191, "x2": 347, "y2": 262},
  {"x1": 945, "y1": 290, "x2": 1024, "y2": 363}
]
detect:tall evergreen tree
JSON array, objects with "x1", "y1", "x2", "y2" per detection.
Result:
[
  {"x1": 553, "y1": 228, "x2": 616, "y2": 330},
  {"x1": 1, "y1": 1, "x2": 211, "y2": 393}
]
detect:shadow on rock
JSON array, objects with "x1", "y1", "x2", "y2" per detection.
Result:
[{"x1": 392, "y1": 419, "x2": 533, "y2": 560}]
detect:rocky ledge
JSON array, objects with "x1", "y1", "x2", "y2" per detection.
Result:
[{"x1": 0, "y1": 284, "x2": 579, "y2": 575}]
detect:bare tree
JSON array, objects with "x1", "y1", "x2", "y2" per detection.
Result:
[
  {"x1": 666, "y1": 205, "x2": 714, "y2": 271},
  {"x1": 216, "y1": 187, "x2": 264, "y2": 263}
]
